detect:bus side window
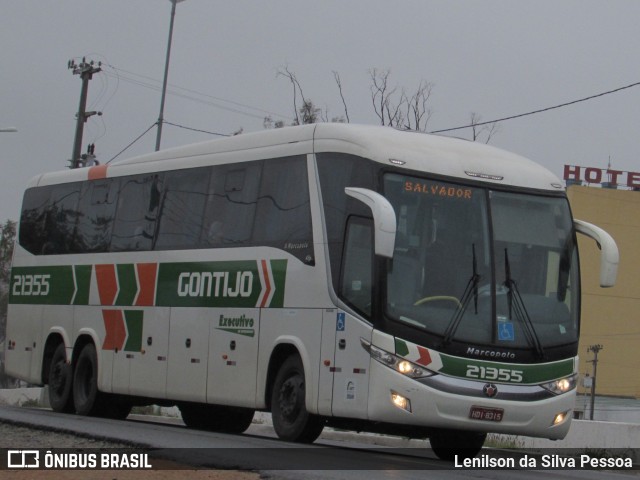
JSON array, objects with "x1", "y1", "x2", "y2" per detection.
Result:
[
  {"x1": 73, "y1": 178, "x2": 119, "y2": 253},
  {"x1": 340, "y1": 218, "x2": 373, "y2": 317},
  {"x1": 156, "y1": 167, "x2": 210, "y2": 250},
  {"x1": 19, "y1": 186, "x2": 52, "y2": 255},
  {"x1": 111, "y1": 174, "x2": 164, "y2": 252},
  {"x1": 254, "y1": 156, "x2": 313, "y2": 263},
  {"x1": 201, "y1": 163, "x2": 261, "y2": 247},
  {"x1": 44, "y1": 183, "x2": 81, "y2": 255}
]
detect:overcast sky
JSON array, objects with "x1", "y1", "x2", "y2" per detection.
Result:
[{"x1": 2, "y1": 0, "x2": 640, "y2": 222}]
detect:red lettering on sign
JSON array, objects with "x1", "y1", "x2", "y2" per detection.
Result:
[{"x1": 628, "y1": 172, "x2": 640, "y2": 188}]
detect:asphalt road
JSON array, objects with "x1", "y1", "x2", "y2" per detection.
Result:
[{"x1": 0, "y1": 406, "x2": 637, "y2": 480}]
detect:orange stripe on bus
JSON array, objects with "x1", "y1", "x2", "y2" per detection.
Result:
[
  {"x1": 88, "y1": 164, "x2": 108, "y2": 180},
  {"x1": 135, "y1": 263, "x2": 158, "y2": 306},
  {"x1": 102, "y1": 310, "x2": 126, "y2": 351},
  {"x1": 95, "y1": 264, "x2": 118, "y2": 306}
]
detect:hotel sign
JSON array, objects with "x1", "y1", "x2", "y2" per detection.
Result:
[{"x1": 564, "y1": 165, "x2": 640, "y2": 188}]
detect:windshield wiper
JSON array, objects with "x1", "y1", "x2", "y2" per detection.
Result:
[
  {"x1": 443, "y1": 244, "x2": 481, "y2": 345},
  {"x1": 503, "y1": 248, "x2": 545, "y2": 360}
]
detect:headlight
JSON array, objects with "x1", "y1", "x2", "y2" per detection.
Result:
[
  {"x1": 361, "y1": 339, "x2": 434, "y2": 379},
  {"x1": 541, "y1": 374, "x2": 577, "y2": 395}
]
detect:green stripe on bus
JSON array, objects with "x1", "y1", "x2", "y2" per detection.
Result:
[
  {"x1": 9, "y1": 266, "x2": 82, "y2": 305},
  {"x1": 10, "y1": 259, "x2": 288, "y2": 308},
  {"x1": 437, "y1": 352, "x2": 574, "y2": 385},
  {"x1": 269, "y1": 259, "x2": 287, "y2": 308},
  {"x1": 124, "y1": 310, "x2": 143, "y2": 352},
  {"x1": 156, "y1": 260, "x2": 286, "y2": 308},
  {"x1": 72, "y1": 265, "x2": 92, "y2": 305},
  {"x1": 115, "y1": 264, "x2": 137, "y2": 306}
]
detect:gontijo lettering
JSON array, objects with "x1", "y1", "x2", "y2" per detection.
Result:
[{"x1": 178, "y1": 270, "x2": 253, "y2": 298}]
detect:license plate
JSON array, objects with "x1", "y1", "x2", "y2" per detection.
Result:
[{"x1": 469, "y1": 406, "x2": 504, "y2": 422}]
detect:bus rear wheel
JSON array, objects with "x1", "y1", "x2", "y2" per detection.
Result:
[
  {"x1": 429, "y1": 430, "x2": 486, "y2": 461},
  {"x1": 180, "y1": 403, "x2": 255, "y2": 433},
  {"x1": 48, "y1": 343, "x2": 74, "y2": 413},
  {"x1": 72, "y1": 343, "x2": 106, "y2": 416},
  {"x1": 271, "y1": 355, "x2": 324, "y2": 443}
]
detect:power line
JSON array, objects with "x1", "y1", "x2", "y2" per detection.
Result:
[
  {"x1": 107, "y1": 123, "x2": 157, "y2": 164},
  {"x1": 430, "y1": 80, "x2": 640, "y2": 134},
  {"x1": 103, "y1": 65, "x2": 293, "y2": 122},
  {"x1": 163, "y1": 121, "x2": 229, "y2": 137}
]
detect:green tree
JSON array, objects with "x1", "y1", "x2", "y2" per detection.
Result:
[
  {"x1": 0, "y1": 219, "x2": 16, "y2": 285},
  {"x1": 0, "y1": 220, "x2": 18, "y2": 388}
]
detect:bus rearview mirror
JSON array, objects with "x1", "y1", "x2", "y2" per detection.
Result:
[
  {"x1": 574, "y1": 219, "x2": 619, "y2": 288},
  {"x1": 345, "y1": 187, "x2": 396, "y2": 258}
]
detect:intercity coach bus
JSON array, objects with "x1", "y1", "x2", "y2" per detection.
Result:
[{"x1": 6, "y1": 124, "x2": 618, "y2": 460}]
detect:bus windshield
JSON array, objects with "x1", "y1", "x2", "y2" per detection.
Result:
[{"x1": 384, "y1": 173, "x2": 579, "y2": 352}]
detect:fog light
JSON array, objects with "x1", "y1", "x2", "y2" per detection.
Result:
[
  {"x1": 390, "y1": 391, "x2": 411, "y2": 412},
  {"x1": 552, "y1": 411, "x2": 568, "y2": 426}
]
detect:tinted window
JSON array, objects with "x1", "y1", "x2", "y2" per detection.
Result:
[
  {"x1": 200, "y1": 163, "x2": 261, "y2": 247},
  {"x1": 19, "y1": 186, "x2": 52, "y2": 254},
  {"x1": 73, "y1": 178, "x2": 119, "y2": 253},
  {"x1": 156, "y1": 167, "x2": 210, "y2": 250},
  {"x1": 316, "y1": 153, "x2": 377, "y2": 289},
  {"x1": 340, "y1": 218, "x2": 373, "y2": 316},
  {"x1": 254, "y1": 156, "x2": 313, "y2": 263},
  {"x1": 111, "y1": 174, "x2": 164, "y2": 251}
]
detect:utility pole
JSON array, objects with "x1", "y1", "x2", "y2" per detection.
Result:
[
  {"x1": 69, "y1": 58, "x2": 102, "y2": 168},
  {"x1": 587, "y1": 344, "x2": 604, "y2": 420},
  {"x1": 155, "y1": 0, "x2": 185, "y2": 151}
]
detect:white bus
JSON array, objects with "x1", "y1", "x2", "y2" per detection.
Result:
[{"x1": 6, "y1": 124, "x2": 618, "y2": 460}]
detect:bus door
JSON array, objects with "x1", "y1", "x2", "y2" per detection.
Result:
[
  {"x1": 329, "y1": 217, "x2": 375, "y2": 418},
  {"x1": 330, "y1": 310, "x2": 372, "y2": 418},
  {"x1": 317, "y1": 308, "x2": 338, "y2": 415}
]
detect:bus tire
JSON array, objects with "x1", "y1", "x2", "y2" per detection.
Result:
[
  {"x1": 271, "y1": 355, "x2": 324, "y2": 443},
  {"x1": 180, "y1": 403, "x2": 254, "y2": 433},
  {"x1": 429, "y1": 430, "x2": 486, "y2": 461},
  {"x1": 48, "y1": 343, "x2": 74, "y2": 413},
  {"x1": 72, "y1": 343, "x2": 105, "y2": 416}
]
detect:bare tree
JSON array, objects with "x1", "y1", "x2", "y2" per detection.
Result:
[
  {"x1": 277, "y1": 66, "x2": 308, "y2": 125},
  {"x1": 404, "y1": 79, "x2": 434, "y2": 131},
  {"x1": 333, "y1": 71, "x2": 350, "y2": 123},
  {"x1": 369, "y1": 68, "x2": 434, "y2": 132},
  {"x1": 270, "y1": 67, "x2": 434, "y2": 132},
  {"x1": 369, "y1": 68, "x2": 401, "y2": 127},
  {"x1": 469, "y1": 112, "x2": 501, "y2": 143},
  {"x1": 271, "y1": 67, "x2": 345, "y2": 127}
]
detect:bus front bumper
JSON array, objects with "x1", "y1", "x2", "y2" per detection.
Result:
[{"x1": 367, "y1": 360, "x2": 575, "y2": 440}]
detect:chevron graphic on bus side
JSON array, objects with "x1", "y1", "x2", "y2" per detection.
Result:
[
  {"x1": 102, "y1": 309, "x2": 143, "y2": 352},
  {"x1": 95, "y1": 263, "x2": 158, "y2": 307}
]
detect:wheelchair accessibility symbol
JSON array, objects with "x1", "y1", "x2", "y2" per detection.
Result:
[
  {"x1": 336, "y1": 312, "x2": 346, "y2": 331},
  {"x1": 498, "y1": 322, "x2": 514, "y2": 341}
]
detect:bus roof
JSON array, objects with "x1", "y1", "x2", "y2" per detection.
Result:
[{"x1": 32, "y1": 124, "x2": 564, "y2": 192}]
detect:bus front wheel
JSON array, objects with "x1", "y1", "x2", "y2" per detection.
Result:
[
  {"x1": 48, "y1": 343, "x2": 74, "y2": 413},
  {"x1": 271, "y1": 355, "x2": 324, "y2": 443}
]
